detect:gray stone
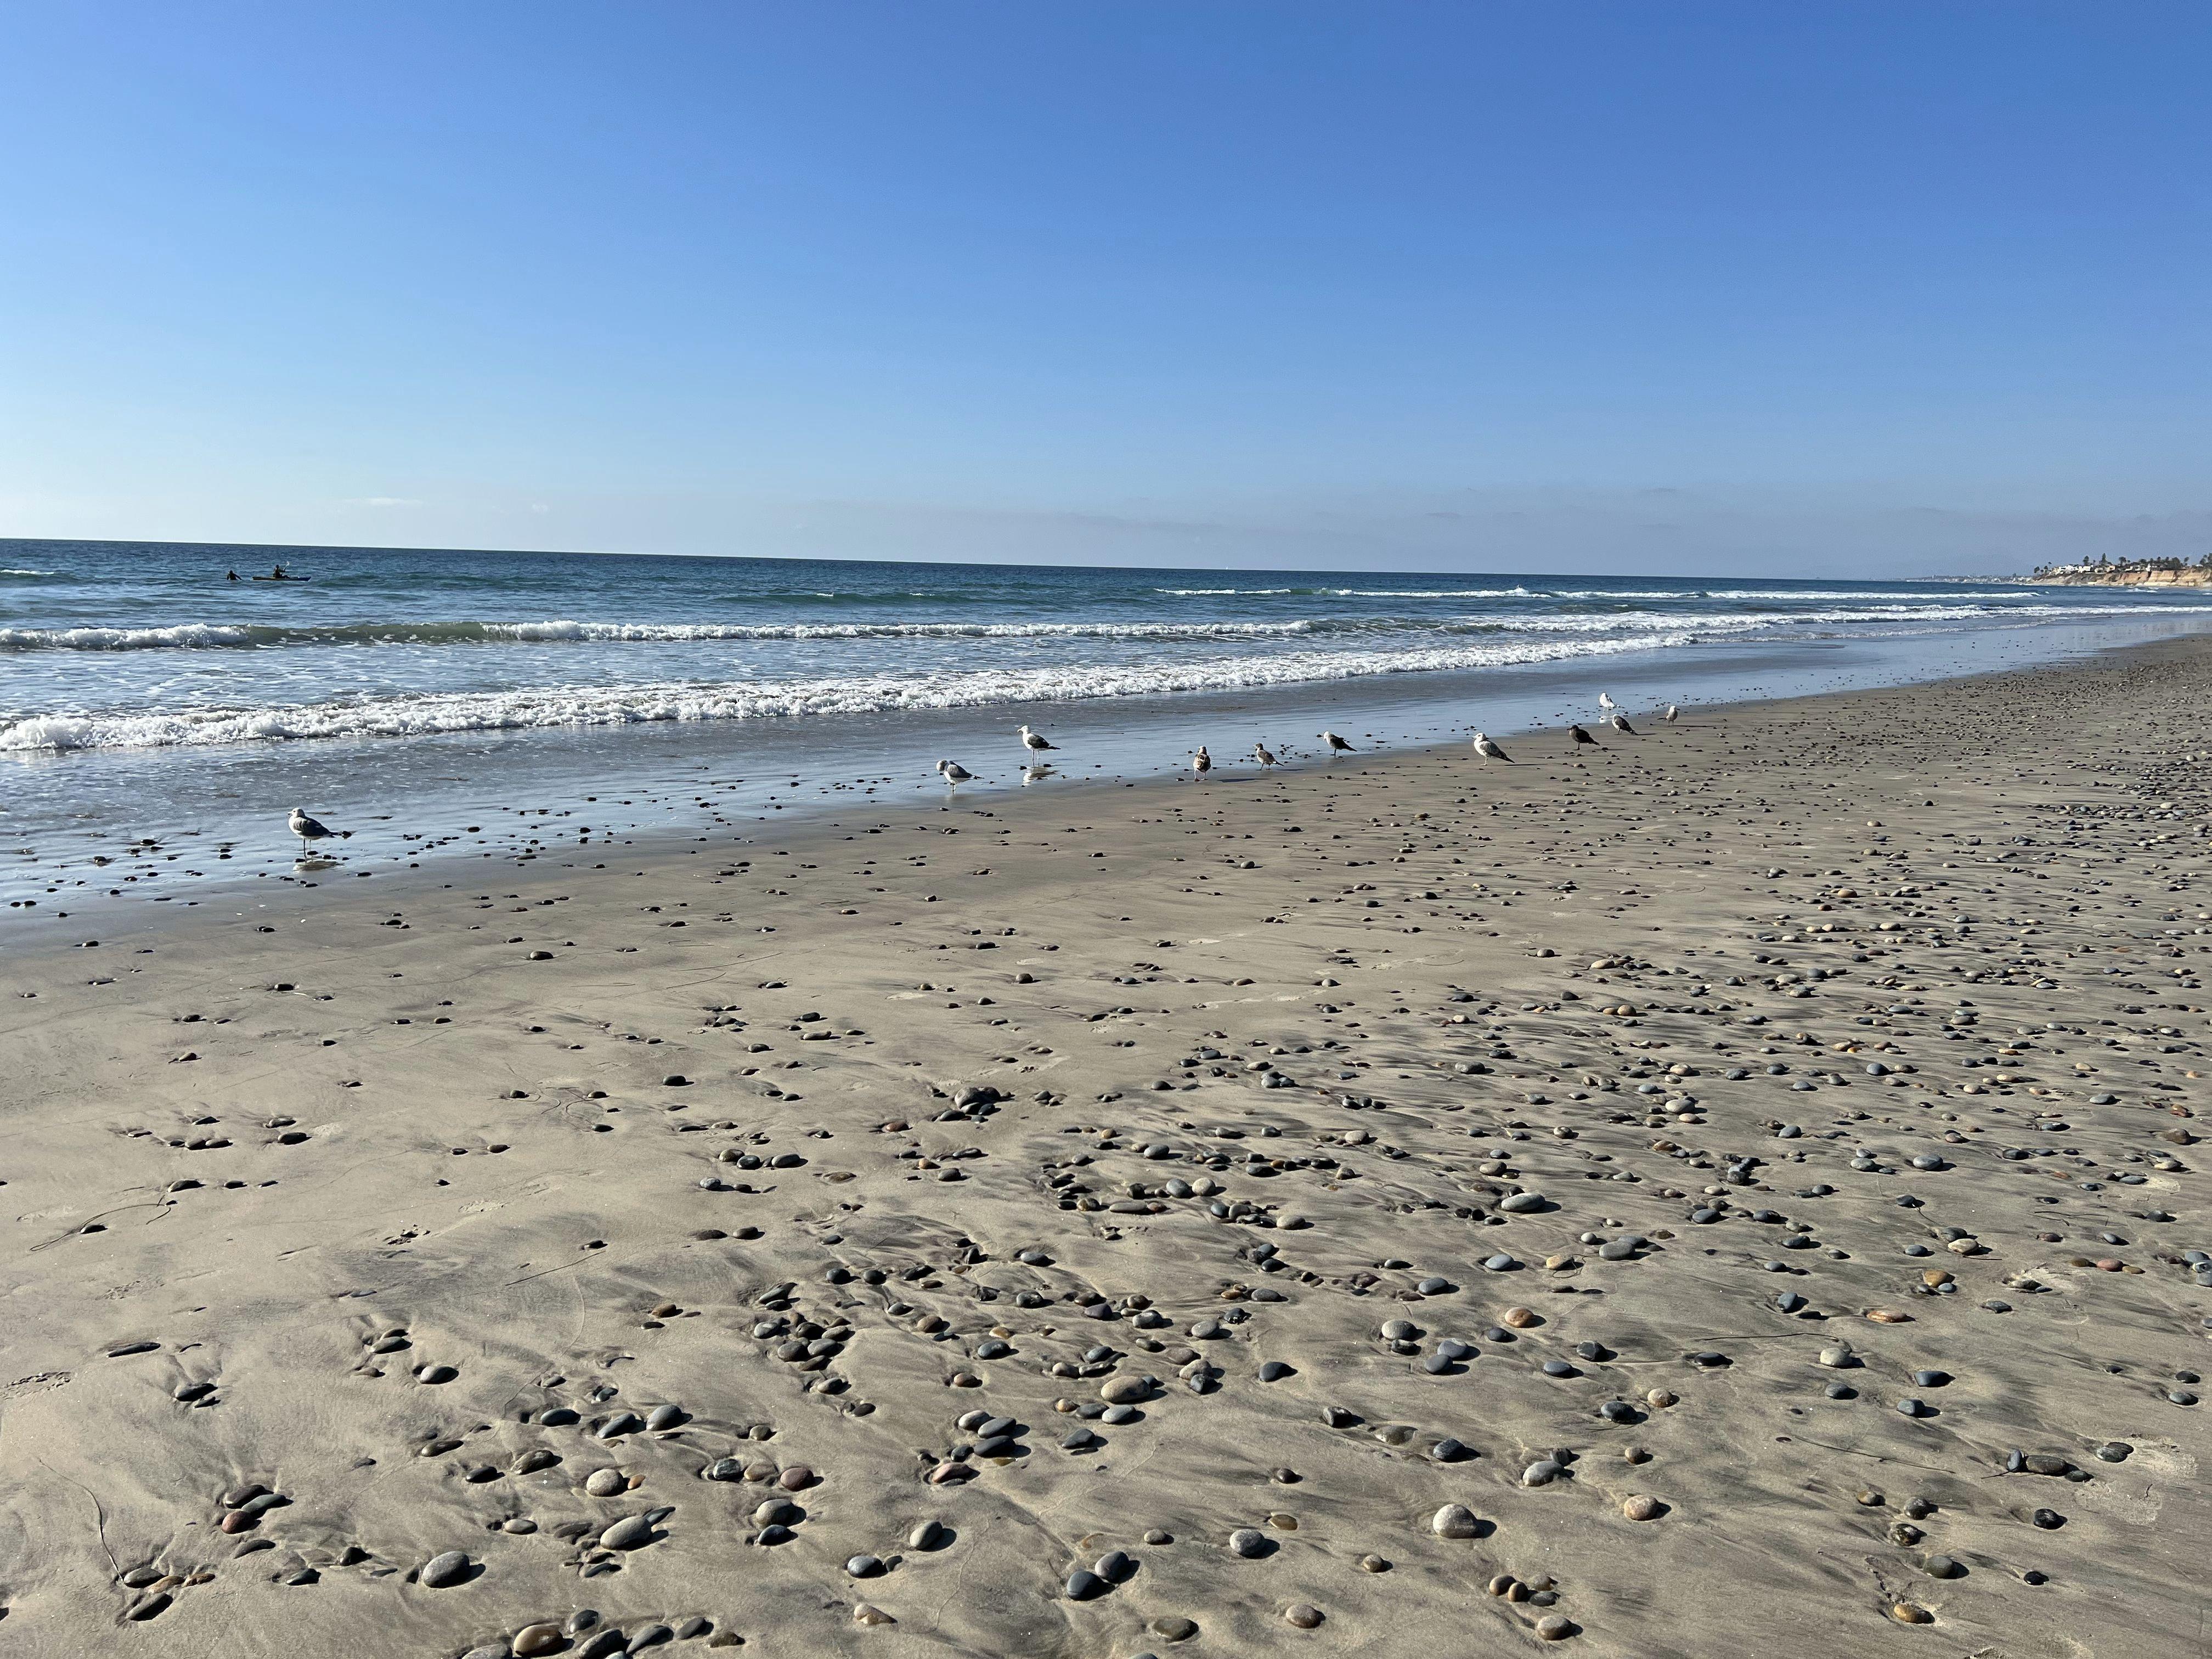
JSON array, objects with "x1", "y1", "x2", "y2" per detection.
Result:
[
  {"x1": 419, "y1": 1549, "x2": 471, "y2": 1587},
  {"x1": 1431, "y1": 1503, "x2": 1480, "y2": 1537}
]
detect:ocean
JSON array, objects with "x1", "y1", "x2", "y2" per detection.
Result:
[{"x1": 5, "y1": 537, "x2": 2210, "y2": 909}]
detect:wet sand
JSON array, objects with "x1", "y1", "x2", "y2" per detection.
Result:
[{"x1": 2, "y1": 639, "x2": 2208, "y2": 1657}]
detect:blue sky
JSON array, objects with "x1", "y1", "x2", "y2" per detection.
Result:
[{"x1": 1, "y1": 2, "x2": 2204, "y2": 573}]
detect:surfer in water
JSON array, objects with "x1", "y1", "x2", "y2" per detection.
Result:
[{"x1": 227, "y1": 569, "x2": 239, "y2": 580}]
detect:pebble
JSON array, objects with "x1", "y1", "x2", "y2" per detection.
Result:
[
  {"x1": 600, "y1": 1514, "x2": 657, "y2": 1550},
  {"x1": 1285, "y1": 1603, "x2": 1324, "y2": 1627},
  {"x1": 419, "y1": 1549, "x2": 472, "y2": 1587},
  {"x1": 1431, "y1": 1503, "x2": 1480, "y2": 1537},
  {"x1": 585, "y1": 1469, "x2": 628, "y2": 1497},
  {"x1": 1622, "y1": 1494, "x2": 1662, "y2": 1520},
  {"x1": 1229, "y1": 1527, "x2": 1269, "y2": 1556}
]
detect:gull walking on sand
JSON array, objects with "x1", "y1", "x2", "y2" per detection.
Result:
[
  {"x1": 1252, "y1": 741, "x2": 1277, "y2": 768},
  {"x1": 1018, "y1": 725, "x2": 1057, "y2": 755},
  {"x1": 287, "y1": 807, "x2": 348, "y2": 854},
  {"x1": 1321, "y1": 731, "x2": 1354, "y2": 756},
  {"x1": 1191, "y1": 746, "x2": 1211, "y2": 778},
  {"x1": 1568, "y1": 724, "x2": 1599, "y2": 749},
  {"x1": 1472, "y1": 731, "x2": 1513, "y2": 762},
  {"x1": 1609, "y1": 712, "x2": 1639, "y2": 736},
  {"x1": 935, "y1": 759, "x2": 973, "y2": 789},
  {"x1": 1663, "y1": 703, "x2": 1679, "y2": 723}
]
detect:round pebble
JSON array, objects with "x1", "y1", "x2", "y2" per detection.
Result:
[
  {"x1": 1431, "y1": 1503, "x2": 1480, "y2": 1538},
  {"x1": 419, "y1": 1549, "x2": 471, "y2": 1587}
]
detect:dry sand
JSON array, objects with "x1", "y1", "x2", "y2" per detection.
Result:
[{"x1": 3, "y1": 641, "x2": 2209, "y2": 1657}]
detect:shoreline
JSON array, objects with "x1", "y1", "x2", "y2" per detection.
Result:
[
  {"x1": 7, "y1": 611, "x2": 2210, "y2": 922},
  {"x1": 1, "y1": 635, "x2": 2207, "y2": 1656}
]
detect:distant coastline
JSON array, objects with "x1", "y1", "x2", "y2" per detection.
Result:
[{"x1": 2030, "y1": 556, "x2": 2212, "y2": 589}]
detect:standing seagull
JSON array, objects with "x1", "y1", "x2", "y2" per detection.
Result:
[
  {"x1": 1609, "y1": 712, "x2": 1639, "y2": 736},
  {"x1": 935, "y1": 759, "x2": 973, "y2": 789},
  {"x1": 1252, "y1": 741, "x2": 1277, "y2": 769},
  {"x1": 1320, "y1": 731, "x2": 1355, "y2": 756},
  {"x1": 1018, "y1": 725, "x2": 1057, "y2": 756},
  {"x1": 1472, "y1": 731, "x2": 1514, "y2": 762},
  {"x1": 287, "y1": 806, "x2": 348, "y2": 854},
  {"x1": 1191, "y1": 746, "x2": 1211, "y2": 779},
  {"x1": 1663, "y1": 703, "x2": 1680, "y2": 724},
  {"x1": 1597, "y1": 692, "x2": 1618, "y2": 715},
  {"x1": 1568, "y1": 724, "x2": 1599, "y2": 749}
]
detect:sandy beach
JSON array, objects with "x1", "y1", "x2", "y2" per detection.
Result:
[{"x1": 3, "y1": 639, "x2": 2207, "y2": 1658}]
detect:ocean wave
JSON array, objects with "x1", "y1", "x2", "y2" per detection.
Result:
[
  {"x1": 10, "y1": 598, "x2": 2180, "y2": 653},
  {"x1": 0, "y1": 630, "x2": 1714, "y2": 752},
  {"x1": 0, "y1": 617, "x2": 1324, "y2": 650},
  {"x1": 0, "y1": 568, "x2": 60, "y2": 577}
]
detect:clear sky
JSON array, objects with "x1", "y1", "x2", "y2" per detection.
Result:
[{"x1": 2, "y1": 2, "x2": 2205, "y2": 574}]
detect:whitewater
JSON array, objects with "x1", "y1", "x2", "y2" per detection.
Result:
[{"x1": 5, "y1": 538, "x2": 2211, "y2": 756}]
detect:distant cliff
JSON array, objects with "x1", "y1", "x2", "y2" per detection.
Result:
[{"x1": 2033, "y1": 559, "x2": 2212, "y2": 588}]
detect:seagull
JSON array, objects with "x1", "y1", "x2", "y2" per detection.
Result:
[
  {"x1": 287, "y1": 807, "x2": 349, "y2": 853},
  {"x1": 1568, "y1": 724, "x2": 1599, "y2": 748},
  {"x1": 935, "y1": 759, "x2": 973, "y2": 788},
  {"x1": 1663, "y1": 703, "x2": 1680, "y2": 723},
  {"x1": 1192, "y1": 746, "x2": 1211, "y2": 778},
  {"x1": 1252, "y1": 741, "x2": 1277, "y2": 768},
  {"x1": 1320, "y1": 731, "x2": 1354, "y2": 755},
  {"x1": 1472, "y1": 731, "x2": 1513, "y2": 762},
  {"x1": 1609, "y1": 713, "x2": 1639, "y2": 736},
  {"x1": 1598, "y1": 692, "x2": 1618, "y2": 714},
  {"x1": 1018, "y1": 725, "x2": 1057, "y2": 754}
]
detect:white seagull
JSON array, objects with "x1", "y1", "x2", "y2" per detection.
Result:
[
  {"x1": 1598, "y1": 692, "x2": 1618, "y2": 714},
  {"x1": 1472, "y1": 731, "x2": 1513, "y2": 762},
  {"x1": 1252, "y1": 741, "x2": 1277, "y2": 768},
  {"x1": 288, "y1": 807, "x2": 348, "y2": 854},
  {"x1": 1018, "y1": 725, "x2": 1057, "y2": 754},
  {"x1": 935, "y1": 759, "x2": 973, "y2": 788},
  {"x1": 1320, "y1": 731, "x2": 1354, "y2": 755},
  {"x1": 1663, "y1": 703, "x2": 1680, "y2": 723},
  {"x1": 1191, "y1": 746, "x2": 1211, "y2": 778}
]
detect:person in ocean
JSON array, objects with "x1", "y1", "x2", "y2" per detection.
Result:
[
  {"x1": 271, "y1": 564, "x2": 286, "y2": 579},
  {"x1": 227, "y1": 569, "x2": 239, "y2": 580}
]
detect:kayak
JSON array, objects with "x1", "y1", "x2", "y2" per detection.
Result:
[{"x1": 250, "y1": 575, "x2": 311, "y2": 581}]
